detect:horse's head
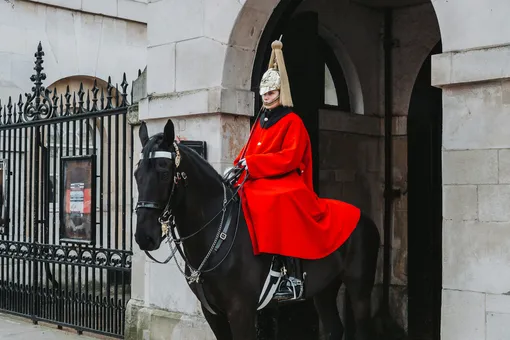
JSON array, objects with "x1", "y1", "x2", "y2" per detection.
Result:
[{"x1": 134, "y1": 119, "x2": 178, "y2": 251}]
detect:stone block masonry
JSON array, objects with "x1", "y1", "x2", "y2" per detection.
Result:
[{"x1": 434, "y1": 42, "x2": 510, "y2": 339}]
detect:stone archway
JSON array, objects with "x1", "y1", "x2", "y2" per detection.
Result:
[
  {"x1": 226, "y1": 5, "x2": 360, "y2": 338},
  {"x1": 226, "y1": 1, "x2": 444, "y2": 339},
  {"x1": 131, "y1": 1, "x2": 510, "y2": 339},
  {"x1": 221, "y1": 0, "x2": 282, "y2": 93},
  {"x1": 222, "y1": 0, "x2": 366, "y2": 115}
]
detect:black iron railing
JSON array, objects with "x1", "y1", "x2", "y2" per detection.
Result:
[{"x1": 0, "y1": 42, "x2": 136, "y2": 338}]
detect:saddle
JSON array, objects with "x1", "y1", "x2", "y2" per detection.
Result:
[{"x1": 222, "y1": 166, "x2": 306, "y2": 305}]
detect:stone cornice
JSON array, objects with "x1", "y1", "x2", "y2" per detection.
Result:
[
  {"x1": 25, "y1": 0, "x2": 147, "y2": 24},
  {"x1": 432, "y1": 44, "x2": 510, "y2": 87},
  {"x1": 138, "y1": 87, "x2": 254, "y2": 120}
]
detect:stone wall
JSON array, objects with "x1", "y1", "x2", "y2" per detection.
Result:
[
  {"x1": 433, "y1": 45, "x2": 510, "y2": 339},
  {"x1": 318, "y1": 109, "x2": 387, "y2": 332},
  {"x1": 23, "y1": 0, "x2": 147, "y2": 23},
  {"x1": 0, "y1": 0, "x2": 146, "y2": 100},
  {"x1": 319, "y1": 110, "x2": 383, "y2": 218},
  {"x1": 318, "y1": 108, "x2": 384, "y2": 281},
  {"x1": 428, "y1": 0, "x2": 510, "y2": 337}
]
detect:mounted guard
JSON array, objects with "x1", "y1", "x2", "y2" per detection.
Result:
[
  {"x1": 232, "y1": 39, "x2": 363, "y2": 301},
  {"x1": 135, "y1": 37, "x2": 380, "y2": 340}
]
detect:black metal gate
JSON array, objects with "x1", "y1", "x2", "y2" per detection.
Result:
[{"x1": 0, "y1": 43, "x2": 134, "y2": 338}]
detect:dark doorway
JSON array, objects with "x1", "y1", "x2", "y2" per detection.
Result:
[
  {"x1": 279, "y1": 11, "x2": 321, "y2": 191},
  {"x1": 251, "y1": 8, "x2": 322, "y2": 340},
  {"x1": 253, "y1": 9, "x2": 321, "y2": 192},
  {"x1": 407, "y1": 41, "x2": 443, "y2": 340}
]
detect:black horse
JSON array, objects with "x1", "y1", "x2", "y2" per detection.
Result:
[{"x1": 134, "y1": 119, "x2": 380, "y2": 340}]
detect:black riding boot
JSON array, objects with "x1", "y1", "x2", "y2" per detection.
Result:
[{"x1": 274, "y1": 257, "x2": 304, "y2": 301}]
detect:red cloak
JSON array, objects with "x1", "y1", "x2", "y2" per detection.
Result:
[{"x1": 234, "y1": 111, "x2": 361, "y2": 260}]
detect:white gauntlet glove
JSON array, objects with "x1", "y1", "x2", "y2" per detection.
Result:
[{"x1": 239, "y1": 158, "x2": 248, "y2": 170}]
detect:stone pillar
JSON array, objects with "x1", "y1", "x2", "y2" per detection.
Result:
[
  {"x1": 428, "y1": 1, "x2": 510, "y2": 338},
  {"x1": 433, "y1": 45, "x2": 510, "y2": 340},
  {"x1": 124, "y1": 1, "x2": 253, "y2": 339}
]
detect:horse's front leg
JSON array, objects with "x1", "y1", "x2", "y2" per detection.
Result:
[
  {"x1": 202, "y1": 305, "x2": 232, "y2": 340},
  {"x1": 226, "y1": 301, "x2": 258, "y2": 340}
]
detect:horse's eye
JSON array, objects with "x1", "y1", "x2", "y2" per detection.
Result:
[{"x1": 160, "y1": 171, "x2": 171, "y2": 182}]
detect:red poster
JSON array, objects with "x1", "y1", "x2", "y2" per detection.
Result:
[{"x1": 61, "y1": 157, "x2": 94, "y2": 244}]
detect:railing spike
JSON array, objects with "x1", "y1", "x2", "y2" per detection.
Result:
[
  {"x1": 86, "y1": 89, "x2": 91, "y2": 112},
  {"x1": 77, "y1": 82, "x2": 85, "y2": 113},
  {"x1": 6, "y1": 96, "x2": 12, "y2": 125},
  {"x1": 121, "y1": 73, "x2": 128, "y2": 107},
  {"x1": 23, "y1": 42, "x2": 54, "y2": 121},
  {"x1": 106, "y1": 77, "x2": 113, "y2": 110},
  {"x1": 64, "y1": 85, "x2": 71, "y2": 116},
  {"x1": 17, "y1": 95, "x2": 23, "y2": 123},
  {"x1": 92, "y1": 79, "x2": 99, "y2": 112}
]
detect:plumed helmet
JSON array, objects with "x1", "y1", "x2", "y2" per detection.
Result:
[
  {"x1": 259, "y1": 68, "x2": 281, "y2": 96},
  {"x1": 259, "y1": 40, "x2": 293, "y2": 107}
]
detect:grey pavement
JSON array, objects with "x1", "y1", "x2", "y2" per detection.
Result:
[{"x1": 0, "y1": 313, "x2": 105, "y2": 340}]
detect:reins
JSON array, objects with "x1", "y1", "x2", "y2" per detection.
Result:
[{"x1": 136, "y1": 141, "x2": 249, "y2": 284}]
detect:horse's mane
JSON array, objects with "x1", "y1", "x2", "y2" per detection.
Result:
[
  {"x1": 178, "y1": 143, "x2": 226, "y2": 185},
  {"x1": 142, "y1": 133, "x2": 225, "y2": 185}
]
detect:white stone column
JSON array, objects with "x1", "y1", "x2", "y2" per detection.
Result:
[
  {"x1": 125, "y1": 1, "x2": 256, "y2": 339},
  {"x1": 428, "y1": 1, "x2": 510, "y2": 338},
  {"x1": 433, "y1": 45, "x2": 510, "y2": 340}
]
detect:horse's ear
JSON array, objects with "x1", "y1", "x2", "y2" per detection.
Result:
[
  {"x1": 162, "y1": 119, "x2": 175, "y2": 147},
  {"x1": 139, "y1": 122, "x2": 149, "y2": 147}
]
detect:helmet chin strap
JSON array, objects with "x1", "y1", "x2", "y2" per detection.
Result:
[{"x1": 262, "y1": 93, "x2": 280, "y2": 109}]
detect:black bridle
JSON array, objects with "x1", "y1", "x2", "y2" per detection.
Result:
[
  {"x1": 135, "y1": 147, "x2": 182, "y2": 223},
  {"x1": 135, "y1": 142, "x2": 248, "y2": 285}
]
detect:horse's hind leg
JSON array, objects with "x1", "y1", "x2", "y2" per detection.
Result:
[
  {"x1": 313, "y1": 278, "x2": 344, "y2": 340},
  {"x1": 343, "y1": 213, "x2": 380, "y2": 340},
  {"x1": 202, "y1": 306, "x2": 233, "y2": 340},
  {"x1": 344, "y1": 286, "x2": 374, "y2": 340}
]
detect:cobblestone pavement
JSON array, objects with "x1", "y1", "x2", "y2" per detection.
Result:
[{"x1": 0, "y1": 313, "x2": 105, "y2": 340}]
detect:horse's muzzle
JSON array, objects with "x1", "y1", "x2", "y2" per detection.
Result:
[{"x1": 134, "y1": 230, "x2": 161, "y2": 251}]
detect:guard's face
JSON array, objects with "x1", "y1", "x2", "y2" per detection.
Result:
[{"x1": 262, "y1": 90, "x2": 280, "y2": 109}]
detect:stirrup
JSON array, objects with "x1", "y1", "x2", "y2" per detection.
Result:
[{"x1": 274, "y1": 276, "x2": 303, "y2": 301}]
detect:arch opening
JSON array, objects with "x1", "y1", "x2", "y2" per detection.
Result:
[
  {"x1": 407, "y1": 40, "x2": 443, "y2": 340},
  {"x1": 226, "y1": 0, "x2": 444, "y2": 338}
]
